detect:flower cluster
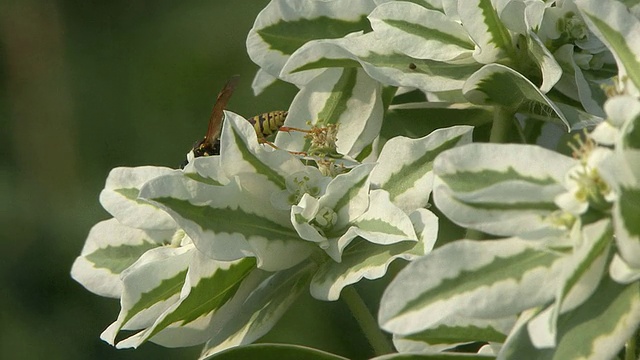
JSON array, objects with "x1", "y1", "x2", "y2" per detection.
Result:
[{"x1": 72, "y1": 0, "x2": 640, "y2": 358}]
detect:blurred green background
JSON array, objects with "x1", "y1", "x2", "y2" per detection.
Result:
[{"x1": 0, "y1": 1, "x2": 377, "y2": 359}]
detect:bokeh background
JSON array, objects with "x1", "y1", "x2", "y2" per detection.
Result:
[{"x1": 0, "y1": 1, "x2": 377, "y2": 359}]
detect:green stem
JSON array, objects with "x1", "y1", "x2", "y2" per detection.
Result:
[
  {"x1": 625, "y1": 327, "x2": 638, "y2": 360},
  {"x1": 489, "y1": 105, "x2": 516, "y2": 144},
  {"x1": 342, "y1": 286, "x2": 394, "y2": 356}
]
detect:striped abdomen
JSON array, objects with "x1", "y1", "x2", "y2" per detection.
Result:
[{"x1": 247, "y1": 111, "x2": 288, "y2": 138}]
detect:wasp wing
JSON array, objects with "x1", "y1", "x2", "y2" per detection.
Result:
[{"x1": 203, "y1": 75, "x2": 240, "y2": 147}]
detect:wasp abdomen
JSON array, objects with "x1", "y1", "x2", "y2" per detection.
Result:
[{"x1": 247, "y1": 111, "x2": 288, "y2": 138}]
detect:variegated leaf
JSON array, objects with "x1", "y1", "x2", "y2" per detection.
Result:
[
  {"x1": 370, "y1": 352, "x2": 495, "y2": 360},
  {"x1": 311, "y1": 208, "x2": 437, "y2": 301},
  {"x1": 101, "y1": 244, "x2": 195, "y2": 344},
  {"x1": 500, "y1": 277, "x2": 640, "y2": 360},
  {"x1": 379, "y1": 238, "x2": 565, "y2": 335},
  {"x1": 526, "y1": 31, "x2": 562, "y2": 93},
  {"x1": 554, "y1": 219, "x2": 612, "y2": 313},
  {"x1": 70, "y1": 218, "x2": 173, "y2": 298},
  {"x1": 371, "y1": 125, "x2": 473, "y2": 213},
  {"x1": 350, "y1": 190, "x2": 418, "y2": 245},
  {"x1": 246, "y1": 0, "x2": 376, "y2": 89},
  {"x1": 462, "y1": 64, "x2": 570, "y2": 130},
  {"x1": 577, "y1": 0, "x2": 640, "y2": 92},
  {"x1": 597, "y1": 106, "x2": 640, "y2": 270},
  {"x1": 200, "y1": 262, "x2": 315, "y2": 358},
  {"x1": 433, "y1": 143, "x2": 576, "y2": 236},
  {"x1": 458, "y1": 0, "x2": 514, "y2": 64},
  {"x1": 202, "y1": 343, "x2": 348, "y2": 360},
  {"x1": 374, "y1": 0, "x2": 445, "y2": 12},
  {"x1": 372, "y1": 354, "x2": 496, "y2": 360},
  {"x1": 292, "y1": 163, "x2": 376, "y2": 261},
  {"x1": 527, "y1": 219, "x2": 612, "y2": 349},
  {"x1": 250, "y1": 68, "x2": 278, "y2": 96},
  {"x1": 281, "y1": 32, "x2": 483, "y2": 93},
  {"x1": 99, "y1": 166, "x2": 179, "y2": 230},
  {"x1": 553, "y1": 103, "x2": 604, "y2": 132},
  {"x1": 393, "y1": 315, "x2": 514, "y2": 353},
  {"x1": 275, "y1": 68, "x2": 383, "y2": 158},
  {"x1": 221, "y1": 111, "x2": 309, "y2": 190},
  {"x1": 115, "y1": 255, "x2": 258, "y2": 349},
  {"x1": 368, "y1": 2, "x2": 475, "y2": 61},
  {"x1": 183, "y1": 155, "x2": 228, "y2": 186},
  {"x1": 620, "y1": 98, "x2": 640, "y2": 150},
  {"x1": 140, "y1": 172, "x2": 314, "y2": 271},
  {"x1": 553, "y1": 45, "x2": 606, "y2": 118}
]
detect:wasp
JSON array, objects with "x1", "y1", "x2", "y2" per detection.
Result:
[
  {"x1": 182, "y1": 76, "x2": 289, "y2": 167},
  {"x1": 247, "y1": 110, "x2": 288, "y2": 141}
]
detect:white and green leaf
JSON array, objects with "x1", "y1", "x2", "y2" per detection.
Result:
[
  {"x1": 462, "y1": 64, "x2": 570, "y2": 130},
  {"x1": 526, "y1": 31, "x2": 562, "y2": 93},
  {"x1": 368, "y1": 2, "x2": 475, "y2": 61},
  {"x1": 246, "y1": 0, "x2": 376, "y2": 88},
  {"x1": 371, "y1": 125, "x2": 473, "y2": 213},
  {"x1": 70, "y1": 218, "x2": 174, "y2": 298},
  {"x1": 500, "y1": 277, "x2": 640, "y2": 360},
  {"x1": 275, "y1": 68, "x2": 383, "y2": 158},
  {"x1": 100, "y1": 244, "x2": 195, "y2": 345},
  {"x1": 200, "y1": 262, "x2": 315, "y2": 358},
  {"x1": 115, "y1": 255, "x2": 258, "y2": 349},
  {"x1": 349, "y1": 190, "x2": 418, "y2": 246},
  {"x1": 322, "y1": 163, "x2": 376, "y2": 232},
  {"x1": 281, "y1": 32, "x2": 483, "y2": 93},
  {"x1": 393, "y1": 315, "x2": 514, "y2": 353},
  {"x1": 221, "y1": 111, "x2": 309, "y2": 190},
  {"x1": 310, "y1": 208, "x2": 437, "y2": 301},
  {"x1": 292, "y1": 164, "x2": 376, "y2": 261},
  {"x1": 99, "y1": 166, "x2": 179, "y2": 230},
  {"x1": 553, "y1": 44, "x2": 606, "y2": 117},
  {"x1": 527, "y1": 220, "x2": 612, "y2": 349},
  {"x1": 458, "y1": 0, "x2": 514, "y2": 64},
  {"x1": 379, "y1": 238, "x2": 565, "y2": 335},
  {"x1": 577, "y1": 0, "x2": 640, "y2": 92},
  {"x1": 433, "y1": 143, "x2": 576, "y2": 236},
  {"x1": 140, "y1": 172, "x2": 314, "y2": 271},
  {"x1": 202, "y1": 343, "x2": 348, "y2": 360},
  {"x1": 183, "y1": 155, "x2": 228, "y2": 186}
]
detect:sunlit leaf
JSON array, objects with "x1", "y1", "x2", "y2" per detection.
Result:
[
  {"x1": 500, "y1": 277, "x2": 640, "y2": 360},
  {"x1": 203, "y1": 343, "x2": 348, "y2": 360},
  {"x1": 247, "y1": 0, "x2": 376, "y2": 89},
  {"x1": 99, "y1": 166, "x2": 179, "y2": 230},
  {"x1": 276, "y1": 67, "x2": 383, "y2": 158},
  {"x1": 458, "y1": 0, "x2": 514, "y2": 64},
  {"x1": 100, "y1": 245, "x2": 194, "y2": 344},
  {"x1": 393, "y1": 315, "x2": 513, "y2": 353},
  {"x1": 433, "y1": 143, "x2": 575, "y2": 236},
  {"x1": 71, "y1": 218, "x2": 173, "y2": 298},
  {"x1": 371, "y1": 125, "x2": 473, "y2": 213},
  {"x1": 577, "y1": 0, "x2": 640, "y2": 91},
  {"x1": 368, "y1": 2, "x2": 474, "y2": 61},
  {"x1": 379, "y1": 238, "x2": 565, "y2": 335},
  {"x1": 200, "y1": 262, "x2": 315, "y2": 357},
  {"x1": 311, "y1": 208, "x2": 437, "y2": 301},
  {"x1": 281, "y1": 32, "x2": 482, "y2": 93},
  {"x1": 115, "y1": 256, "x2": 258, "y2": 348}
]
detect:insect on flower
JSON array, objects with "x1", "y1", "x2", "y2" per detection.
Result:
[{"x1": 181, "y1": 75, "x2": 289, "y2": 167}]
